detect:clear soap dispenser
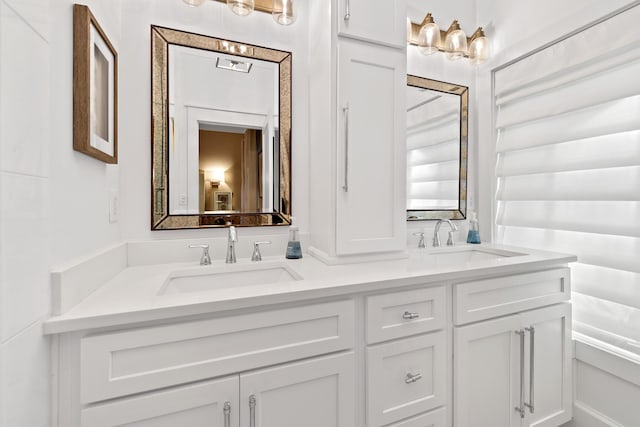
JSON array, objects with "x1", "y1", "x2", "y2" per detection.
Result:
[
  {"x1": 467, "y1": 211, "x2": 481, "y2": 244},
  {"x1": 285, "y1": 220, "x2": 302, "y2": 259}
]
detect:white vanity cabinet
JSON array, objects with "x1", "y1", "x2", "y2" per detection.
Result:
[
  {"x1": 365, "y1": 287, "x2": 449, "y2": 427},
  {"x1": 337, "y1": 0, "x2": 407, "y2": 48},
  {"x1": 82, "y1": 353, "x2": 355, "y2": 427},
  {"x1": 453, "y1": 270, "x2": 573, "y2": 427},
  {"x1": 336, "y1": 39, "x2": 406, "y2": 255},
  {"x1": 308, "y1": 0, "x2": 406, "y2": 260}
]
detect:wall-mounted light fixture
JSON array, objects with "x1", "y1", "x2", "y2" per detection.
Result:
[
  {"x1": 407, "y1": 13, "x2": 490, "y2": 64},
  {"x1": 182, "y1": 0, "x2": 296, "y2": 25},
  {"x1": 205, "y1": 169, "x2": 226, "y2": 188}
]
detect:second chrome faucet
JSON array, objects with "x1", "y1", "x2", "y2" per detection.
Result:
[{"x1": 226, "y1": 226, "x2": 237, "y2": 263}]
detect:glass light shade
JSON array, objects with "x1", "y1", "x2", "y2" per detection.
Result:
[
  {"x1": 406, "y1": 17, "x2": 412, "y2": 44},
  {"x1": 418, "y1": 22, "x2": 441, "y2": 55},
  {"x1": 469, "y1": 36, "x2": 490, "y2": 64},
  {"x1": 444, "y1": 28, "x2": 468, "y2": 61},
  {"x1": 227, "y1": 0, "x2": 254, "y2": 16},
  {"x1": 183, "y1": 0, "x2": 206, "y2": 6},
  {"x1": 272, "y1": 0, "x2": 296, "y2": 25}
]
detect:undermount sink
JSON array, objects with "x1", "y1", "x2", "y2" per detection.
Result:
[
  {"x1": 158, "y1": 262, "x2": 303, "y2": 295},
  {"x1": 420, "y1": 246, "x2": 527, "y2": 267}
]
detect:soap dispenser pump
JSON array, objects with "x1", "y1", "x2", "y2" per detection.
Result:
[
  {"x1": 285, "y1": 219, "x2": 302, "y2": 259},
  {"x1": 466, "y1": 211, "x2": 481, "y2": 244}
]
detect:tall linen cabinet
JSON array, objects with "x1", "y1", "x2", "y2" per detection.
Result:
[{"x1": 308, "y1": 0, "x2": 407, "y2": 261}]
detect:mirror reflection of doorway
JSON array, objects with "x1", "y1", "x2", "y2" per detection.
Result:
[{"x1": 199, "y1": 128, "x2": 263, "y2": 213}]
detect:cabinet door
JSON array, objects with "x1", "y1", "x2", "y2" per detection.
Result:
[
  {"x1": 337, "y1": 0, "x2": 407, "y2": 48},
  {"x1": 520, "y1": 304, "x2": 573, "y2": 427},
  {"x1": 336, "y1": 39, "x2": 406, "y2": 255},
  {"x1": 454, "y1": 315, "x2": 523, "y2": 427},
  {"x1": 81, "y1": 376, "x2": 238, "y2": 427},
  {"x1": 239, "y1": 352, "x2": 355, "y2": 427}
]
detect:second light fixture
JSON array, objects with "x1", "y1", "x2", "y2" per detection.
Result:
[
  {"x1": 182, "y1": 0, "x2": 296, "y2": 25},
  {"x1": 410, "y1": 13, "x2": 490, "y2": 64}
]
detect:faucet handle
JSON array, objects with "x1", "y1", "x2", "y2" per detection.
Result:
[
  {"x1": 189, "y1": 244, "x2": 211, "y2": 265},
  {"x1": 251, "y1": 241, "x2": 272, "y2": 261},
  {"x1": 228, "y1": 226, "x2": 237, "y2": 242},
  {"x1": 412, "y1": 232, "x2": 426, "y2": 249},
  {"x1": 446, "y1": 230, "x2": 456, "y2": 246}
]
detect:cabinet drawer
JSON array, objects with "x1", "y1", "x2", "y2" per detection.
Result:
[
  {"x1": 385, "y1": 407, "x2": 446, "y2": 427},
  {"x1": 366, "y1": 287, "x2": 446, "y2": 344},
  {"x1": 367, "y1": 333, "x2": 447, "y2": 426},
  {"x1": 80, "y1": 300, "x2": 354, "y2": 403},
  {"x1": 453, "y1": 268, "x2": 570, "y2": 325}
]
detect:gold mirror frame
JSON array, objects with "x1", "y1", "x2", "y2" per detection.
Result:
[
  {"x1": 151, "y1": 26, "x2": 292, "y2": 230},
  {"x1": 406, "y1": 75, "x2": 468, "y2": 221}
]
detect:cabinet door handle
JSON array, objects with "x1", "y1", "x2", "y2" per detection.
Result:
[
  {"x1": 514, "y1": 329, "x2": 525, "y2": 419},
  {"x1": 404, "y1": 372, "x2": 422, "y2": 384},
  {"x1": 249, "y1": 395, "x2": 256, "y2": 427},
  {"x1": 525, "y1": 326, "x2": 535, "y2": 414},
  {"x1": 342, "y1": 104, "x2": 349, "y2": 192},
  {"x1": 223, "y1": 401, "x2": 231, "y2": 427},
  {"x1": 344, "y1": 0, "x2": 351, "y2": 20},
  {"x1": 402, "y1": 311, "x2": 420, "y2": 320}
]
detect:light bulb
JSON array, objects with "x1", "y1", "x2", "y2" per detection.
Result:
[
  {"x1": 469, "y1": 28, "x2": 490, "y2": 64},
  {"x1": 273, "y1": 0, "x2": 296, "y2": 25},
  {"x1": 227, "y1": 0, "x2": 254, "y2": 16},
  {"x1": 183, "y1": 0, "x2": 206, "y2": 6},
  {"x1": 418, "y1": 22, "x2": 441, "y2": 55},
  {"x1": 444, "y1": 21, "x2": 467, "y2": 61}
]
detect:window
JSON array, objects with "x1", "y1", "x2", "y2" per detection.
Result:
[{"x1": 493, "y1": 5, "x2": 640, "y2": 358}]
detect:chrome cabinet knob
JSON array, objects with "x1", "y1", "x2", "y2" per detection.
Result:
[
  {"x1": 405, "y1": 372, "x2": 423, "y2": 384},
  {"x1": 402, "y1": 311, "x2": 420, "y2": 320}
]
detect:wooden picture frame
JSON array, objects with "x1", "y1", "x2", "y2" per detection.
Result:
[
  {"x1": 214, "y1": 191, "x2": 233, "y2": 211},
  {"x1": 73, "y1": 4, "x2": 118, "y2": 164}
]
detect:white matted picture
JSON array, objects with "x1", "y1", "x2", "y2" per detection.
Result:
[
  {"x1": 214, "y1": 191, "x2": 232, "y2": 211},
  {"x1": 73, "y1": 4, "x2": 118, "y2": 163}
]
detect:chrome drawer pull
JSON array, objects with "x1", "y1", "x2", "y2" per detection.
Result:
[
  {"x1": 344, "y1": 0, "x2": 351, "y2": 20},
  {"x1": 249, "y1": 395, "x2": 256, "y2": 427},
  {"x1": 223, "y1": 401, "x2": 231, "y2": 427},
  {"x1": 404, "y1": 372, "x2": 423, "y2": 384},
  {"x1": 402, "y1": 311, "x2": 420, "y2": 320},
  {"x1": 525, "y1": 326, "x2": 535, "y2": 414},
  {"x1": 514, "y1": 329, "x2": 525, "y2": 419}
]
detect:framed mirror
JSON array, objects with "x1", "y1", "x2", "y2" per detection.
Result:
[
  {"x1": 406, "y1": 75, "x2": 468, "y2": 221},
  {"x1": 151, "y1": 26, "x2": 292, "y2": 229}
]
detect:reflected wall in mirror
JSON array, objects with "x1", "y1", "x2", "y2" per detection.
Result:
[
  {"x1": 151, "y1": 26, "x2": 292, "y2": 229},
  {"x1": 406, "y1": 75, "x2": 468, "y2": 221}
]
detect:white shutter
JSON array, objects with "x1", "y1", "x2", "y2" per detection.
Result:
[{"x1": 494, "y1": 5, "x2": 640, "y2": 358}]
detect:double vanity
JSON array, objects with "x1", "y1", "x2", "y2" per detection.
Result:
[{"x1": 45, "y1": 243, "x2": 575, "y2": 427}]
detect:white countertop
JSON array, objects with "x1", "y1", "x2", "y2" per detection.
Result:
[{"x1": 43, "y1": 243, "x2": 576, "y2": 334}]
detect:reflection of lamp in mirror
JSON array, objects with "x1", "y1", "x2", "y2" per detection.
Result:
[
  {"x1": 468, "y1": 27, "x2": 490, "y2": 64},
  {"x1": 227, "y1": 0, "x2": 254, "y2": 16},
  {"x1": 272, "y1": 0, "x2": 296, "y2": 25},
  {"x1": 417, "y1": 13, "x2": 441, "y2": 55},
  {"x1": 206, "y1": 169, "x2": 226, "y2": 188},
  {"x1": 444, "y1": 20, "x2": 467, "y2": 61}
]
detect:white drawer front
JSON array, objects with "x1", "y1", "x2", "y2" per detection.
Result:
[
  {"x1": 80, "y1": 300, "x2": 354, "y2": 403},
  {"x1": 385, "y1": 407, "x2": 447, "y2": 427},
  {"x1": 367, "y1": 333, "x2": 447, "y2": 426},
  {"x1": 366, "y1": 287, "x2": 446, "y2": 344},
  {"x1": 453, "y1": 268, "x2": 570, "y2": 325}
]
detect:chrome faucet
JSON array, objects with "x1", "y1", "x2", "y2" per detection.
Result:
[
  {"x1": 251, "y1": 241, "x2": 272, "y2": 261},
  {"x1": 433, "y1": 220, "x2": 458, "y2": 247},
  {"x1": 226, "y1": 226, "x2": 237, "y2": 264}
]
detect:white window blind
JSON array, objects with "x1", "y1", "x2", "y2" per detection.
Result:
[
  {"x1": 494, "y1": 5, "x2": 640, "y2": 358},
  {"x1": 407, "y1": 93, "x2": 461, "y2": 210}
]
